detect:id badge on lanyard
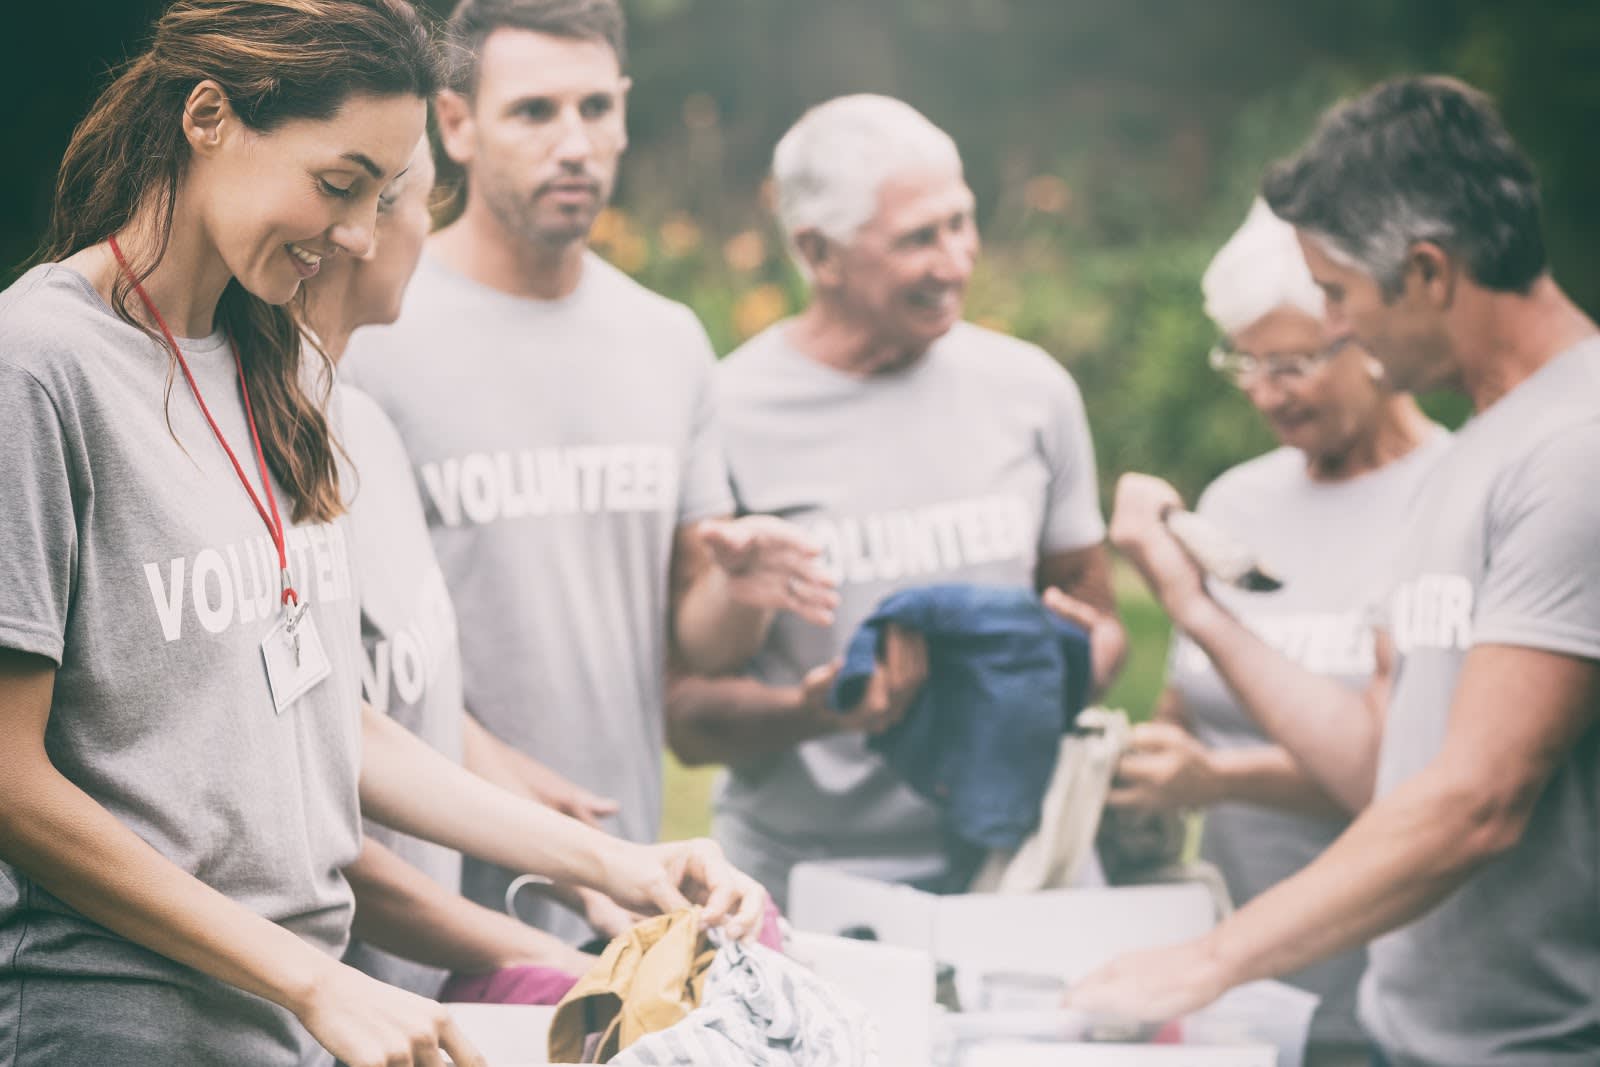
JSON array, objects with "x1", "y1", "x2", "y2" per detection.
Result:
[
  {"x1": 262, "y1": 598, "x2": 332, "y2": 714},
  {"x1": 111, "y1": 236, "x2": 332, "y2": 714}
]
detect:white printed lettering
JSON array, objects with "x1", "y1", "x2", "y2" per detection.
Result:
[
  {"x1": 420, "y1": 460, "x2": 463, "y2": 527},
  {"x1": 225, "y1": 543, "x2": 258, "y2": 626},
  {"x1": 1391, "y1": 573, "x2": 1476, "y2": 653},
  {"x1": 605, "y1": 447, "x2": 635, "y2": 512},
  {"x1": 363, "y1": 639, "x2": 391, "y2": 711},
  {"x1": 142, "y1": 522, "x2": 353, "y2": 644},
  {"x1": 803, "y1": 494, "x2": 1034, "y2": 586},
  {"x1": 191, "y1": 549, "x2": 233, "y2": 635},
  {"x1": 416, "y1": 446, "x2": 679, "y2": 527},
  {"x1": 144, "y1": 558, "x2": 186, "y2": 642},
  {"x1": 459, "y1": 453, "x2": 500, "y2": 525},
  {"x1": 391, "y1": 629, "x2": 426, "y2": 706}
]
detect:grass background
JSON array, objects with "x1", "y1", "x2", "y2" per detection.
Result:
[{"x1": 660, "y1": 565, "x2": 1172, "y2": 840}]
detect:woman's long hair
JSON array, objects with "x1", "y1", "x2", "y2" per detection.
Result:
[{"x1": 38, "y1": 0, "x2": 442, "y2": 523}]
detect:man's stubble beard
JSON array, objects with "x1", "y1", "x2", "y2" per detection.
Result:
[{"x1": 479, "y1": 165, "x2": 608, "y2": 253}]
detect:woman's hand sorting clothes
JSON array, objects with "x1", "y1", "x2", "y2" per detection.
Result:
[
  {"x1": 293, "y1": 957, "x2": 486, "y2": 1067},
  {"x1": 802, "y1": 624, "x2": 928, "y2": 736},
  {"x1": 698, "y1": 515, "x2": 841, "y2": 627},
  {"x1": 599, "y1": 837, "x2": 769, "y2": 942},
  {"x1": 1108, "y1": 474, "x2": 1210, "y2": 626},
  {"x1": 1106, "y1": 721, "x2": 1222, "y2": 811},
  {"x1": 578, "y1": 885, "x2": 648, "y2": 941}
]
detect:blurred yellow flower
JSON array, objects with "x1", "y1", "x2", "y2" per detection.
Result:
[
  {"x1": 608, "y1": 230, "x2": 650, "y2": 274},
  {"x1": 659, "y1": 214, "x2": 704, "y2": 258},
  {"x1": 1024, "y1": 175, "x2": 1073, "y2": 215},
  {"x1": 723, "y1": 229, "x2": 768, "y2": 273},
  {"x1": 732, "y1": 284, "x2": 789, "y2": 339},
  {"x1": 590, "y1": 206, "x2": 631, "y2": 249}
]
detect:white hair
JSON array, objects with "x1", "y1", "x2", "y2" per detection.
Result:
[
  {"x1": 1201, "y1": 198, "x2": 1325, "y2": 337},
  {"x1": 772, "y1": 94, "x2": 963, "y2": 271}
]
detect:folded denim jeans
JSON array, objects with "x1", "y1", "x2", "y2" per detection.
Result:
[{"x1": 831, "y1": 583, "x2": 1092, "y2": 853}]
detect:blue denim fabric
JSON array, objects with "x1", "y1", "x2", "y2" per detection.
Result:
[{"x1": 830, "y1": 584, "x2": 1092, "y2": 852}]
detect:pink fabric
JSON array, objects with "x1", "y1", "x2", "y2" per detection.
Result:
[
  {"x1": 439, "y1": 900, "x2": 779, "y2": 1006},
  {"x1": 757, "y1": 898, "x2": 784, "y2": 952},
  {"x1": 440, "y1": 964, "x2": 580, "y2": 1005}
]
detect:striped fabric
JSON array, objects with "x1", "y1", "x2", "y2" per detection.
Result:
[{"x1": 609, "y1": 940, "x2": 880, "y2": 1065}]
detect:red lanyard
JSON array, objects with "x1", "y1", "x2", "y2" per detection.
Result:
[{"x1": 108, "y1": 236, "x2": 300, "y2": 609}]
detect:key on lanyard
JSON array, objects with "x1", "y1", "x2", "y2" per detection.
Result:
[{"x1": 283, "y1": 599, "x2": 308, "y2": 665}]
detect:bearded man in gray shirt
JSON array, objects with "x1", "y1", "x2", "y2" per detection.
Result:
[
  {"x1": 342, "y1": 0, "x2": 834, "y2": 943},
  {"x1": 667, "y1": 95, "x2": 1129, "y2": 907},
  {"x1": 1070, "y1": 76, "x2": 1600, "y2": 1067}
]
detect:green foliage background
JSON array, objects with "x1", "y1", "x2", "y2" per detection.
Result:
[{"x1": 415, "y1": 0, "x2": 1593, "y2": 504}]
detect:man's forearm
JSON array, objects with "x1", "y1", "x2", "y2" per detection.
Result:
[
  {"x1": 672, "y1": 567, "x2": 776, "y2": 675},
  {"x1": 1178, "y1": 597, "x2": 1381, "y2": 811},
  {"x1": 346, "y1": 838, "x2": 593, "y2": 976},
  {"x1": 1204, "y1": 760, "x2": 1508, "y2": 987},
  {"x1": 666, "y1": 673, "x2": 830, "y2": 766}
]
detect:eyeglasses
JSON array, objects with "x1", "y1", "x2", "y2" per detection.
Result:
[{"x1": 1208, "y1": 335, "x2": 1351, "y2": 386}]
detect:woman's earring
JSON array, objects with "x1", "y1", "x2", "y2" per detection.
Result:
[{"x1": 1365, "y1": 356, "x2": 1385, "y2": 382}]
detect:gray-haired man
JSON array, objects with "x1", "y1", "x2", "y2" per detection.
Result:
[{"x1": 668, "y1": 95, "x2": 1127, "y2": 908}]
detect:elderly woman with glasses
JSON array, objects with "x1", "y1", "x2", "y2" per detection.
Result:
[{"x1": 1102, "y1": 199, "x2": 1447, "y2": 1066}]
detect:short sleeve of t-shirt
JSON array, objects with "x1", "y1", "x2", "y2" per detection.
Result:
[
  {"x1": 1036, "y1": 361, "x2": 1106, "y2": 554},
  {"x1": 0, "y1": 360, "x2": 76, "y2": 663},
  {"x1": 1474, "y1": 417, "x2": 1600, "y2": 660},
  {"x1": 676, "y1": 313, "x2": 735, "y2": 525}
]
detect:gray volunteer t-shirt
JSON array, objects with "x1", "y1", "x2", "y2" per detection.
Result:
[
  {"x1": 337, "y1": 385, "x2": 466, "y2": 998},
  {"x1": 1360, "y1": 339, "x2": 1600, "y2": 1066},
  {"x1": 1167, "y1": 431, "x2": 1448, "y2": 1046},
  {"x1": 712, "y1": 321, "x2": 1107, "y2": 906},
  {"x1": 342, "y1": 251, "x2": 733, "y2": 941},
  {"x1": 0, "y1": 266, "x2": 364, "y2": 1066}
]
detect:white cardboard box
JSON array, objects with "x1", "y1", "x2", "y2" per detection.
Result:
[
  {"x1": 444, "y1": 1003, "x2": 560, "y2": 1064},
  {"x1": 787, "y1": 930, "x2": 937, "y2": 1065},
  {"x1": 790, "y1": 862, "x2": 1216, "y2": 998},
  {"x1": 790, "y1": 863, "x2": 1306, "y2": 1066}
]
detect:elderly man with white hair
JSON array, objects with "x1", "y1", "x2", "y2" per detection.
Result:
[
  {"x1": 1096, "y1": 198, "x2": 1447, "y2": 1066},
  {"x1": 666, "y1": 93, "x2": 1126, "y2": 906}
]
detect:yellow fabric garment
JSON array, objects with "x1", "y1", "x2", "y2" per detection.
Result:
[{"x1": 548, "y1": 908, "x2": 717, "y2": 1063}]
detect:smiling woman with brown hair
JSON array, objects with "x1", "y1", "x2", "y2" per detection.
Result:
[{"x1": 0, "y1": 2, "x2": 485, "y2": 1064}]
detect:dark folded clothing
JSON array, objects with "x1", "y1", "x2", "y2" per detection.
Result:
[{"x1": 830, "y1": 583, "x2": 1092, "y2": 852}]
